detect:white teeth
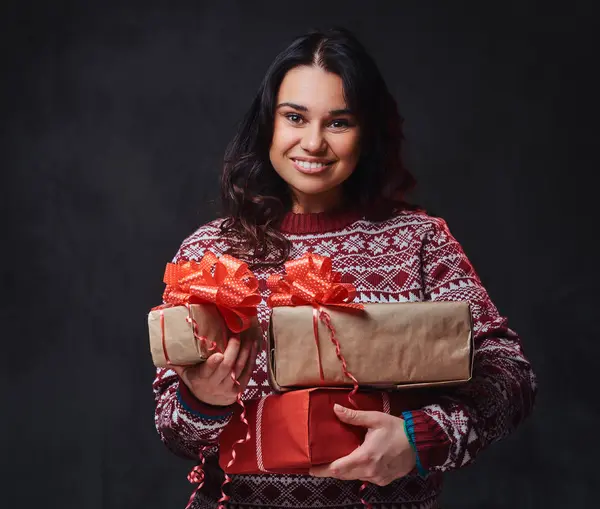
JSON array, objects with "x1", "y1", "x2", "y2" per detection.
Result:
[{"x1": 295, "y1": 160, "x2": 328, "y2": 169}]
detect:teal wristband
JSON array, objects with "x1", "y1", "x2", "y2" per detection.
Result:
[{"x1": 402, "y1": 411, "x2": 428, "y2": 477}]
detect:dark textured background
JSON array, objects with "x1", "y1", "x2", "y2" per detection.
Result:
[{"x1": 2, "y1": 1, "x2": 597, "y2": 508}]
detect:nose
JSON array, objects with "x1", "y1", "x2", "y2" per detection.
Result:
[{"x1": 300, "y1": 124, "x2": 327, "y2": 153}]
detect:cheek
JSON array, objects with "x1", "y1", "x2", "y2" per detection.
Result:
[
  {"x1": 332, "y1": 132, "x2": 361, "y2": 164},
  {"x1": 271, "y1": 122, "x2": 298, "y2": 155}
]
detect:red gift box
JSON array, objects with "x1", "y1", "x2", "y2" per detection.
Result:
[{"x1": 218, "y1": 388, "x2": 430, "y2": 474}]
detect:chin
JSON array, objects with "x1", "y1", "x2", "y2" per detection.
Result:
[{"x1": 288, "y1": 179, "x2": 346, "y2": 199}]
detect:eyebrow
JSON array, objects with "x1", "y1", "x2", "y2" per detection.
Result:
[{"x1": 276, "y1": 102, "x2": 353, "y2": 116}]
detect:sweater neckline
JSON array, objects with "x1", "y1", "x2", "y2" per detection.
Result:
[{"x1": 279, "y1": 208, "x2": 363, "y2": 234}]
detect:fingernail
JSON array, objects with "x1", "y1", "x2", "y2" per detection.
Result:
[{"x1": 334, "y1": 404, "x2": 345, "y2": 412}]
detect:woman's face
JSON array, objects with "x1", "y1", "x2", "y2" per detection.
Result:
[{"x1": 269, "y1": 65, "x2": 361, "y2": 212}]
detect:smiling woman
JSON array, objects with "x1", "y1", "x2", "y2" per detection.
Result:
[
  {"x1": 217, "y1": 27, "x2": 416, "y2": 266},
  {"x1": 270, "y1": 66, "x2": 361, "y2": 212},
  {"x1": 153, "y1": 27, "x2": 537, "y2": 509}
]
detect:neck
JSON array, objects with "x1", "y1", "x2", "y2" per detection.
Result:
[
  {"x1": 290, "y1": 188, "x2": 344, "y2": 214},
  {"x1": 280, "y1": 204, "x2": 363, "y2": 235}
]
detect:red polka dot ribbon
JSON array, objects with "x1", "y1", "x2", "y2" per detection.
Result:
[
  {"x1": 157, "y1": 251, "x2": 262, "y2": 333},
  {"x1": 267, "y1": 251, "x2": 363, "y2": 310}
]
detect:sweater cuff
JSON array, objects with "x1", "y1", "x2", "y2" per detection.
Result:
[
  {"x1": 402, "y1": 410, "x2": 451, "y2": 473},
  {"x1": 176, "y1": 379, "x2": 235, "y2": 419}
]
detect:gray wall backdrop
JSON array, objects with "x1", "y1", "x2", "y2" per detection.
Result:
[{"x1": 2, "y1": 1, "x2": 597, "y2": 508}]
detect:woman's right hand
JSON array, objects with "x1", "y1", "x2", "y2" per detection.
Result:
[{"x1": 172, "y1": 336, "x2": 259, "y2": 407}]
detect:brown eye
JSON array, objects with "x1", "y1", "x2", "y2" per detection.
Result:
[
  {"x1": 285, "y1": 113, "x2": 304, "y2": 124},
  {"x1": 329, "y1": 119, "x2": 351, "y2": 129}
]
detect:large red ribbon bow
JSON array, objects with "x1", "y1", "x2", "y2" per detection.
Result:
[
  {"x1": 267, "y1": 252, "x2": 363, "y2": 310},
  {"x1": 161, "y1": 251, "x2": 261, "y2": 333},
  {"x1": 267, "y1": 252, "x2": 364, "y2": 387}
]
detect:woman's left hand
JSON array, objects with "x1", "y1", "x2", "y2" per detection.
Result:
[{"x1": 309, "y1": 404, "x2": 417, "y2": 486}]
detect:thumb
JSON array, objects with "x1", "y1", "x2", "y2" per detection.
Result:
[{"x1": 333, "y1": 404, "x2": 382, "y2": 428}]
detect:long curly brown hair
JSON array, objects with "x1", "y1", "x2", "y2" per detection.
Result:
[{"x1": 219, "y1": 27, "x2": 416, "y2": 267}]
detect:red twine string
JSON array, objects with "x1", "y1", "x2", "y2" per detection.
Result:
[
  {"x1": 312, "y1": 307, "x2": 326, "y2": 382},
  {"x1": 217, "y1": 367, "x2": 251, "y2": 508},
  {"x1": 184, "y1": 445, "x2": 209, "y2": 509},
  {"x1": 359, "y1": 482, "x2": 373, "y2": 509},
  {"x1": 267, "y1": 252, "x2": 371, "y2": 509},
  {"x1": 315, "y1": 308, "x2": 373, "y2": 509},
  {"x1": 157, "y1": 303, "x2": 219, "y2": 368},
  {"x1": 266, "y1": 252, "x2": 364, "y2": 395},
  {"x1": 154, "y1": 252, "x2": 259, "y2": 508},
  {"x1": 159, "y1": 309, "x2": 171, "y2": 365},
  {"x1": 178, "y1": 304, "x2": 251, "y2": 508},
  {"x1": 317, "y1": 309, "x2": 360, "y2": 407},
  {"x1": 182, "y1": 305, "x2": 229, "y2": 509}
]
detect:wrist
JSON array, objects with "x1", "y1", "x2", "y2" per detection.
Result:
[
  {"x1": 177, "y1": 378, "x2": 235, "y2": 419},
  {"x1": 402, "y1": 410, "x2": 451, "y2": 474},
  {"x1": 402, "y1": 411, "x2": 428, "y2": 476}
]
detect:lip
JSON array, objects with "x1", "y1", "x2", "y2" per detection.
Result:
[{"x1": 290, "y1": 158, "x2": 335, "y2": 175}]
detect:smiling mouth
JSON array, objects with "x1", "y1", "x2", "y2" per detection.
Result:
[{"x1": 291, "y1": 158, "x2": 335, "y2": 173}]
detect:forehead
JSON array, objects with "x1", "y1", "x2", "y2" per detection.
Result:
[{"x1": 277, "y1": 66, "x2": 347, "y2": 111}]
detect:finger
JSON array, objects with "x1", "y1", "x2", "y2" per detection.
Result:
[
  {"x1": 309, "y1": 462, "x2": 362, "y2": 481},
  {"x1": 310, "y1": 446, "x2": 369, "y2": 480},
  {"x1": 236, "y1": 339, "x2": 259, "y2": 389},
  {"x1": 233, "y1": 338, "x2": 254, "y2": 379},
  {"x1": 325, "y1": 446, "x2": 371, "y2": 480},
  {"x1": 211, "y1": 337, "x2": 241, "y2": 384},
  {"x1": 333, "y1": 404, "x2": 384, "y2": 428},
  {"x1": 202, "y1": 352, "x2": 224, "y2": 378},
  {"x1": 309, "y1": 464, "x2": 334, "y2": 478},
  {"x1": 220, "y1": 341, "x2": 258, "y2": 401}
]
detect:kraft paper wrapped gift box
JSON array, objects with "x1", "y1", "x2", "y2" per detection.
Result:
[
  {"x1": 148, "y1": 251, "x2": 262, "y2": 368},
  {"x1": 267, "y1": 301, "x2": 474, "y2": 391},
  {"x1": 148, "y1": 304, "x2": 261, "y2": 368}
]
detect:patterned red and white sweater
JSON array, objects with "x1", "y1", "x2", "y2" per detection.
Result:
[{"x1": 153, "y1": 208, "x2": 537, "y2": 509}]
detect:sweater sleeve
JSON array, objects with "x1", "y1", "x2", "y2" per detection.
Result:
[
  {"x1": 151, "y1": 220, "x2": 235, "y2": 461},
  {"x1": 153, "y1": 367, "x2": 234, "y2": 460},
  {"x1": 404, "y1": 217, "x2": 537, "y2": 473}
]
